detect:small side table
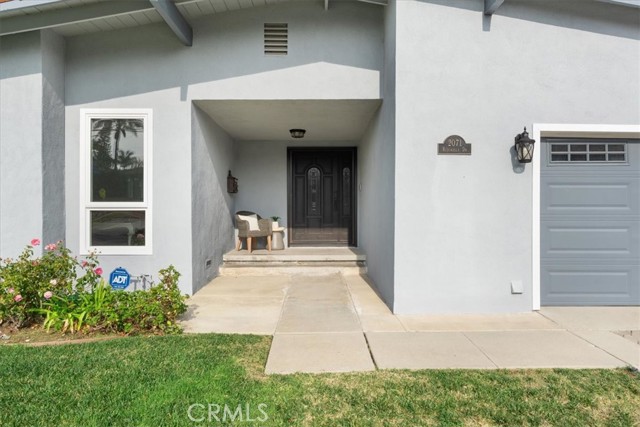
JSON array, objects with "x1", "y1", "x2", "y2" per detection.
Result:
[{"x1": 272, "y1": 226, "x2": 285, "y2": 250}]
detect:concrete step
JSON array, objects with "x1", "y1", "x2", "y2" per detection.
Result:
[{"x1": 219, "y1": 247, "x2": 367, "y2": 276}]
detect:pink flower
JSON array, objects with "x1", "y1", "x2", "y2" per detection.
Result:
[
  {"x1": 45, "y1": 243, "x2": 57, "y2": 251},
  {"x1": 94, "y1": 267, "x2": 103, "y2": 276},
  {"x1": 30, "y1": 238, "x2": 40, "y2": 246},
  {"x1": 7, "y1": 288, "x2": 14, "y2": 294},
  {"x1": 14, "y1": 294, "x2": 22, "y2": 302},
  {"x1": 82, "y1": 261, "x2": 88, "y2": 267},
  {"x1": 44, "y1": 291, "x2": 53, "y2": 300}
]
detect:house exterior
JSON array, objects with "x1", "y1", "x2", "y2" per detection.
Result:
[{"x1": 1, "y1": 0, "x2": 638, "y2": 314}]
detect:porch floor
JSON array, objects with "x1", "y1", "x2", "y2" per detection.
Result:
[
  {"x1": 220, "y1": 247, "x2": 366, "y2": 276},
  {"x1": 223, "y1": 246, "x2": 366, "y2": 261}
]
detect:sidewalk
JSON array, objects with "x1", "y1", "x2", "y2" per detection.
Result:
[{"x1": 180, "y1": 274, "x2": 640, "y2": 374}]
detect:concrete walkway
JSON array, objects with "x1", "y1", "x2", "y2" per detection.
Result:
[{"x1": 181, "y1": 274, "x2": 640, "y2": 374}]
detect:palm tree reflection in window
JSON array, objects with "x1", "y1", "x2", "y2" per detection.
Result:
[{"x1": 91, "y1": 119, "x2": 144, "y2": 202}]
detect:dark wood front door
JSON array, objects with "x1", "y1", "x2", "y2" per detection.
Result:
[{"x1": 288, "y1": 148, "x2": 356, "y2": 246}]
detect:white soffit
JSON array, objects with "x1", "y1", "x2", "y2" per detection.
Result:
[
  {"x1": 0, "y1": 0, "x2": 385, "y2": 38},
  {"x1": 594, "y1": 0, "x2": 640, "y2": 8},
  {"x1": 194, "y1": 99, "x2": 382, "y2": 141},
  {"x1": 0, "y1": 0, "x2": 290, "y2": 37}
]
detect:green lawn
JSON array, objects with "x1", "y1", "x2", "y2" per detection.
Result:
[{"x1": 0, "y1": 334, "x2": 638, "y2": 426}]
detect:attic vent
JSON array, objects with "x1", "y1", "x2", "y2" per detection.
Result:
[{"x1": 264, "y1": 23, "x2": 288, "y2": 55}]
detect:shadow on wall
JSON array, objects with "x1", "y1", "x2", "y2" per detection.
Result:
[
  {"x1": 60, "y1": 1, "x2": 384, "y2": 105},
  {"x1": 0, "y1": 31, "x2": 42, "y2": 79},
  {"x1": 510, "y1": 145, "x2": 526, "y2": 174},
  {"x1": 417, "y1": 0, "x2": 640, "y2": 40},
  {"x1": 191, "y1": 106, "x2": 237, "y2": 292}
]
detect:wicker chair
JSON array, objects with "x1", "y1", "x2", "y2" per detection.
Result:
[{"x1": 235, "y1": 211, "x2": 272, "y2": 253}]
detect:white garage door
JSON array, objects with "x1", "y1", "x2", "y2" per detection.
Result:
[{"x1": 541, "y1": 139, "x2": 639, "y2": 306}]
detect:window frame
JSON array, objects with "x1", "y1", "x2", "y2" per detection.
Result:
[
  {"x1": 79, "y1": 109, "x2": 153, "y2": 255},
  {"x1": 547, "y1": 139, "x2": 629, "y2": 165}
]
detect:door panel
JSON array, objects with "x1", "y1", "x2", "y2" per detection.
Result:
[
  {"x1": 541, "y1": 139, "x2": 640, "y2": 306},
  {"x1": 289, "y1": 149, "x2": 356, "y2": 246}
]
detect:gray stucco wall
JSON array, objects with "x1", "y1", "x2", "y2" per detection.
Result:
[
  {"x1": 234, "y1": 141, "x2": 289, "y2": 236},
  {"x1": 41, "y1": 30, "x2": 66, "y2": 248},
  {"x1": 0, "y1": 32, "x2": 42, "y2": 257},
  {"x1": 191, "y1": 106, "x2": 236, "y2": 292},
  {"x1": 65, "y1": 98, "x2": 194, "y2": 294},
  {"x1": 392, "y1": 0, "x2": 640, "y2": 313},
  {"x1": 358, "y1": 0, "x2": 397, "y2": 309},
  {"x1": 0, "y1": 30, "x2": 65, "y2": 257},
  {"x1": 65, "y1": 30, "x2": 194, "y2": 293},
  {"x1": 63, "y1": 1, "x2": 383, "y2": 293}
]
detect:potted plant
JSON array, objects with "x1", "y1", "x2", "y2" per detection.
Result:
[{"x1": 270, "y1": 216, "x2": 281, "y2": 229}]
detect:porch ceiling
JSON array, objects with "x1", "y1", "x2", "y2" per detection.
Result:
[{"x1": 195, "y1": 99, "x2": 382, "y2": 142}]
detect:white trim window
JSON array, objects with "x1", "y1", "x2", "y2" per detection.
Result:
[{"x1": 80, "y1": 109, "x2": 153, "y2": 255}]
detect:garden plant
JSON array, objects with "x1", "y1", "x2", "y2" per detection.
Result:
[{"x1": 0, "y1": 239, "x2": 187, "y2": 335}]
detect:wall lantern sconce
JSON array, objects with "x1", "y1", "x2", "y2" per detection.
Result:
[
  {"x1": 289, "y1": 128, "x2": 306, "y2": 139},
  {"x1": 227, "y1": 170, "x2": 238, "y2": 193},
  {"x1": 514, "y1": 127, "x2": 535, "y2": 163}
]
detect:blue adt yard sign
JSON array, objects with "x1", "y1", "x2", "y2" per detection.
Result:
[{"x1": 109, "y1": 267, "x2": 130, "y2": 290}]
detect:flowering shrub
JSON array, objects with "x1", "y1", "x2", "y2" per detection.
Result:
[
  {"x1": 1, "y1": 240, "x2": 187, "y2": 334},
  {"x1": 0, "y1": 240, "x2": 100, "y2": 328},
  {"x1": 89, "y1": 266, "x2": 187, "y2": 334}
]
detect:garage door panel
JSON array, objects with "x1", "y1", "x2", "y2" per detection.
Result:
[
  {"x1": 541, "y1": 222, "x2": 638, "y2": 259},
  {"x1": 541, "y1": 264, "x2": 639, "y2": 306},
  {"x1": 541, "y1": 177, "x2": 639, "y2": 216},
  {"x1": 541, "y1": 139, "x2": 639, "y2": 306}
]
